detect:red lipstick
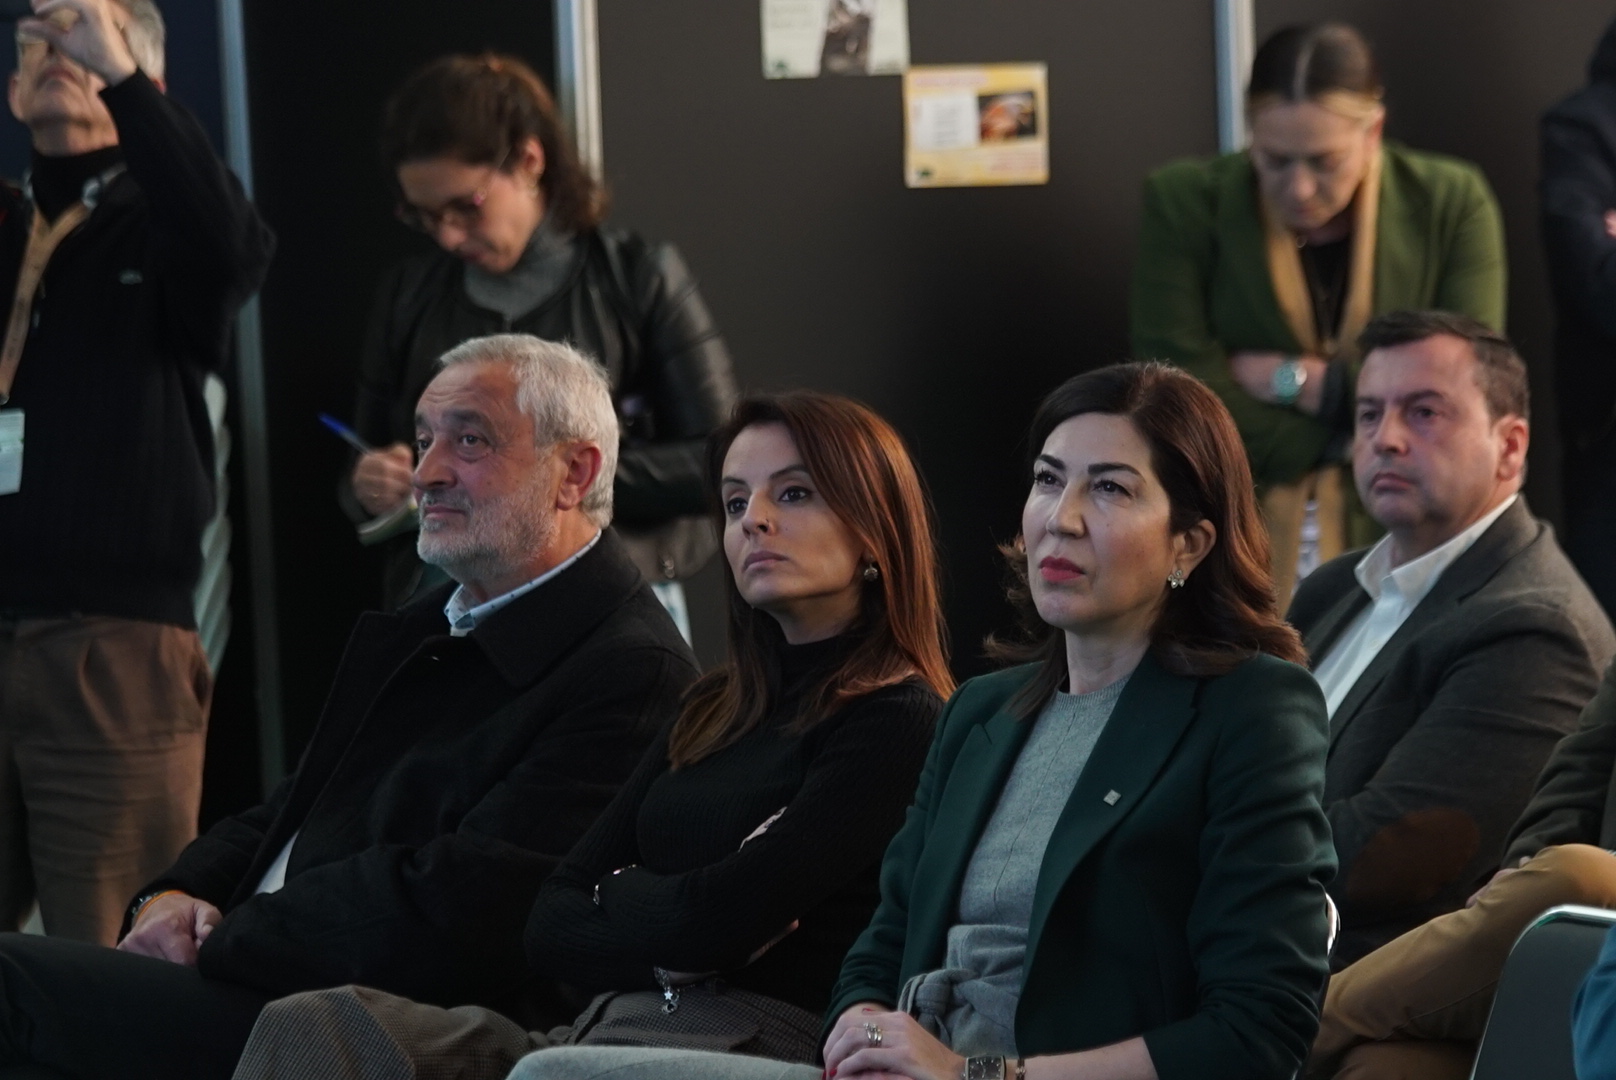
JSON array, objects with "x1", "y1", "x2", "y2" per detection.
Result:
[{"x1": 1039, "y1": 556, "x2": 1083, "y2": 583}]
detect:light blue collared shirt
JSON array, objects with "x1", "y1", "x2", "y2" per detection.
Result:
[{"x1": 442, "y1": 531, "x2": 603, "y2": 636}]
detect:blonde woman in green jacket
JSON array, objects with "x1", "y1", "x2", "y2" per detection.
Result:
[{"x1": 1131, "y1": 23, "x2": 1505, "y2": 597}]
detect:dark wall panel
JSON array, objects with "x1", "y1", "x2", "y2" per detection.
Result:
[
  {"x1": 1255, "y1": 1, "x2": 1616, "y2": 524},
  {"x1": 242, "y1": 0, "x2": 555, "y2": 759},
  {"x1": 597, "y1": 1, "x2": 1219, "y2": 674}
]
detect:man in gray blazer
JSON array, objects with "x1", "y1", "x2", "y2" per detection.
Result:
[{"x1": 1287, "y1": 311, "x2": 1615, "y2": 975}]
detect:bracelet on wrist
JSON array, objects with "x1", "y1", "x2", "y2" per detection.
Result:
[
  {"x1": 962, "y1": 1056, "x2": 1024, "y2": 1080},
  {"x1": 1271, "y1": 356, "x2": 1308, "y2": 406},
  {"x1": 130, "y1": 888, "x2": 182, "y2": 924}
]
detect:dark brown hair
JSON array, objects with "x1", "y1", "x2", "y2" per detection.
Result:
[
  {"x1": 379, "y1": 53, "x2": 606, "y2": 232},
  {"x1": 1247, "y1": 23, "x2": 1383, "y2": 113},
  {"x1": 669, "y1": 393, "x2": 954, "y2": 769},
  {"x1": 1357, "y1": 310, "x2": 1529, "y2": 422},
  {"x1": 988, "y1": 362, "x2": 1305, "y2": 718}
]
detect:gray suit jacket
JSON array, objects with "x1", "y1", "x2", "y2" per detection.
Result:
[{"x1": 1288, "y1": 498, "x2": 1615, "y2": 965}]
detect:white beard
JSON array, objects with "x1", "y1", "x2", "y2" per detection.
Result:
[{"x1": 417, "y1": 474, "x2": 558, "y2": 587}]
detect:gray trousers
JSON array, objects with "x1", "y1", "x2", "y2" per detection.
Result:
[
  {"x1": 509, "y1": 1047, "x2": 820, "y2": 1080},
  {"x1": 231, "y1": 986, "x2": 824, "y2": 1080},
  {"x1": 231, "y1": 986, "x2": 547, "y2": 1080}
]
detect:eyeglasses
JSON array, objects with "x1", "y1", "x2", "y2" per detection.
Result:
[{"x1": 394, "y1": 155, "x2": 509, "y2": 235}]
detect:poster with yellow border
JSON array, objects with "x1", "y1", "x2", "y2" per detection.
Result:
[{"x1": 904, "y1": 64, "x2": 1049, "y2": 188}]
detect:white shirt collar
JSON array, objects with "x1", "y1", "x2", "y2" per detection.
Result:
[
  {"x1": 443, "y1": 531, "x2": 602, "y2": 636},
  {"x1": 1353, "y1": 494, "x2": 1518, "y2": 605}
]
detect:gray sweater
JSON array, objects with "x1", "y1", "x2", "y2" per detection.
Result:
[{"x1": 908, "y1": 675, "x2": 1128, "y2": 1057}]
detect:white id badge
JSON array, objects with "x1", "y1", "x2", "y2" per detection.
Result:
[{"x1": 0, "y1": 409, "x2": 23, "y2": 495}]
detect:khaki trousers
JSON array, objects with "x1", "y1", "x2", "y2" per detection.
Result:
[
  {"x1": 0, "y1": 615, "x2": 210, "y2": 944},
  {"x1": 1262, "y1": 466, "x2": 1348, "y2": 600},
  {"x1": 1309, "y1": 844, "x2": 1616, "y2": 1080}
]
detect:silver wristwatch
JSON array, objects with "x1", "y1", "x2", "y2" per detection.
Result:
[
  {"x1": 1271, "y1": 357, "x2": 1308, "y2": 406},
  {"x1": 963, "y1": 1057, "x2": 1024, "y2": 1080}
]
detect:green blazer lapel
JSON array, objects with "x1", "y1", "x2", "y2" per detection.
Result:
[
  {"x1": 1024, "y1": 652, "x2": 1199, "y2": 964},
  {"x1": 902, "y1": 693, "x2": 1036, "y2": 976},
  {"x1": 1215, "y1": 158, "x2": 1301, "y2": 350}
]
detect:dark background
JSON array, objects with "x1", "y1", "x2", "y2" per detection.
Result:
[
  {"x1": 2, "y1": 1, "x2": 1611, "y2": 812},
  {"x1": 236, "y1": 1, "x2": 556, "y2": 790},
  {"x1": 595, "y1": 0, "x2": 1219, "y2": 673}
]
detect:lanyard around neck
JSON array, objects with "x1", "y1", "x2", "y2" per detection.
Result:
[{"x1": 0, "y1": 201, "x2": 92, "y2": 405}]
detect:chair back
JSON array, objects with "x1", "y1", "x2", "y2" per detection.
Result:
[{"x1": 1471, "y1": 903, "x2": 1616, "y2": 1080}]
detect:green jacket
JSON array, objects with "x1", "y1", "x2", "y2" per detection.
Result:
[
  {"x1": 1130, "y1": 142, "x2": 1506, "y2": 488},
  {"x1": 825, "y1": 652, "x2": 1335, "y2": 1080}
]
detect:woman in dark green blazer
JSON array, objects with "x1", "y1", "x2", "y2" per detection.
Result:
[
  {"x1": 1130, "y1": 24, "x2": 1505, "y2": 597},
  {"x1": 815, "y1": 364, "x2": 1335, "y2": 1080},
  {"x1": 495, "y1": 364, "x2": 1334, "y2": 1080}
]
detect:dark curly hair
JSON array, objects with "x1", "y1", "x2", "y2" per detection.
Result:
[{"x1": 379, "y1": 53, "x2": 606, "y2": 233}]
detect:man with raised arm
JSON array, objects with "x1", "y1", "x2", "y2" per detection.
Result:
[{"x1": 0, "y1": 0, "x2": 273, "y2": 944}]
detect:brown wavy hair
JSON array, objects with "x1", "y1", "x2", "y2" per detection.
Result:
[
  {"x1": 988, "y1": 362, "x2": 1305, "y2": 718},
  {"x1": 669, "y1": 393, "x2": 955, "y2": 769},
  {"x1": 379, "y1": 53, "x2": 606, "y2": 232}
]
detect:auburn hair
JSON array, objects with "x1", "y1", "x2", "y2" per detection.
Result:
[
  {"x1": 988, "y1": 362, "x2": 1305, "y2": 719},
  {"x1": 379, "y1": 52, "x2": 606, "y2": 232},
  {"x1": 668, "y1": 393, "x2": 954, "y2": 769}
]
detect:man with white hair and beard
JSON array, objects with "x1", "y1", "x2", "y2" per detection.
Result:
[{"x1": 0, "y1": 335, "x2": 699, "y2": 1080}]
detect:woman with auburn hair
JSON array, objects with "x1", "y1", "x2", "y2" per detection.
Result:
[
  {"x1": 484, "y1": 361, "x2": 1334, "y2": 1080},
  {"x1": 229, "y1": 392, "x2": 952, "y2": 1079}
]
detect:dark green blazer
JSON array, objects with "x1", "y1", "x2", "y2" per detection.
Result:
[
  {"x1": 1130, "y1": 142, "x2": 1506, "y2": 493},
  {"x1": 825, "y1": 652, "x2": 1335, "y2": 1080}
]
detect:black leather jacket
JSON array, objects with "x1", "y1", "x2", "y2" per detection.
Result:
[{"x1": 349, "y1": 227, "x2": 738, "y2": 606}]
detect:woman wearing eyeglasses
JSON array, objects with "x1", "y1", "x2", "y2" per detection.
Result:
[
  {"x1": 1130, "y1": 23, "x2": 1505, "y2": 599},
  {"x1": 344, "y1": 53, "x2": 738, "y2": 616}
]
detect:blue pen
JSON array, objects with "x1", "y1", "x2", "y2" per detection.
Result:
[{"x1": 319, "y1": 413, "x2": 373, "y2": 455}]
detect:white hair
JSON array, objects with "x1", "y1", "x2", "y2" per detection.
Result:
[
  {"x1": 436, "y1": 334, "x2": 620, "y2": 527},
  {"x1": 118, "y1": 0, "x2": 165, "y2": 82}
]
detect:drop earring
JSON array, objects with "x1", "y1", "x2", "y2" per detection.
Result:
[
  {"x1": 863, "y1": 564, "x2": 881, "y2": 583},
  {"x1": 1167, "y1": 568, "x2": 1186, "y2": 590}
]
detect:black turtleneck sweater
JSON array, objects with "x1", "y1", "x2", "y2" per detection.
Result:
[
  {"x1": 0, "y1": 73, "x2": 274, "y2": 625},
  {"x1": 527, "y1": 634, "x2": 942, "y2": 1015},
  {"x1": 30, "y1": 144, "x2": 123, "y2": 221}
]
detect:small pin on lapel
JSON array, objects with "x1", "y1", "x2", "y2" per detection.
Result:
[{"x1": 1103, "y1": 790, "x2": 1121, "y2": 805}]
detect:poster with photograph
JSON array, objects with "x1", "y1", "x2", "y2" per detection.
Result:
[
  {"x1": 904, "y1": 64, "x2": 1049, "y2": 188},
  {"x1": 762, "y1": 0, "x2": 910, "y2": 78}
]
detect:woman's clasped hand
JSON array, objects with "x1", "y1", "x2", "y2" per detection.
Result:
[{"x1": 822, "y1": 1005, "x2": 964, "y2": 1080}]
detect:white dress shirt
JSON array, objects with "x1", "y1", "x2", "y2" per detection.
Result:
[
  {"x1": 253, "y1": 532, "x2": 603, "y2": 896},
  {"x1": 1313, "y1": 496, "x2": 1518, "y2": 720}
]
